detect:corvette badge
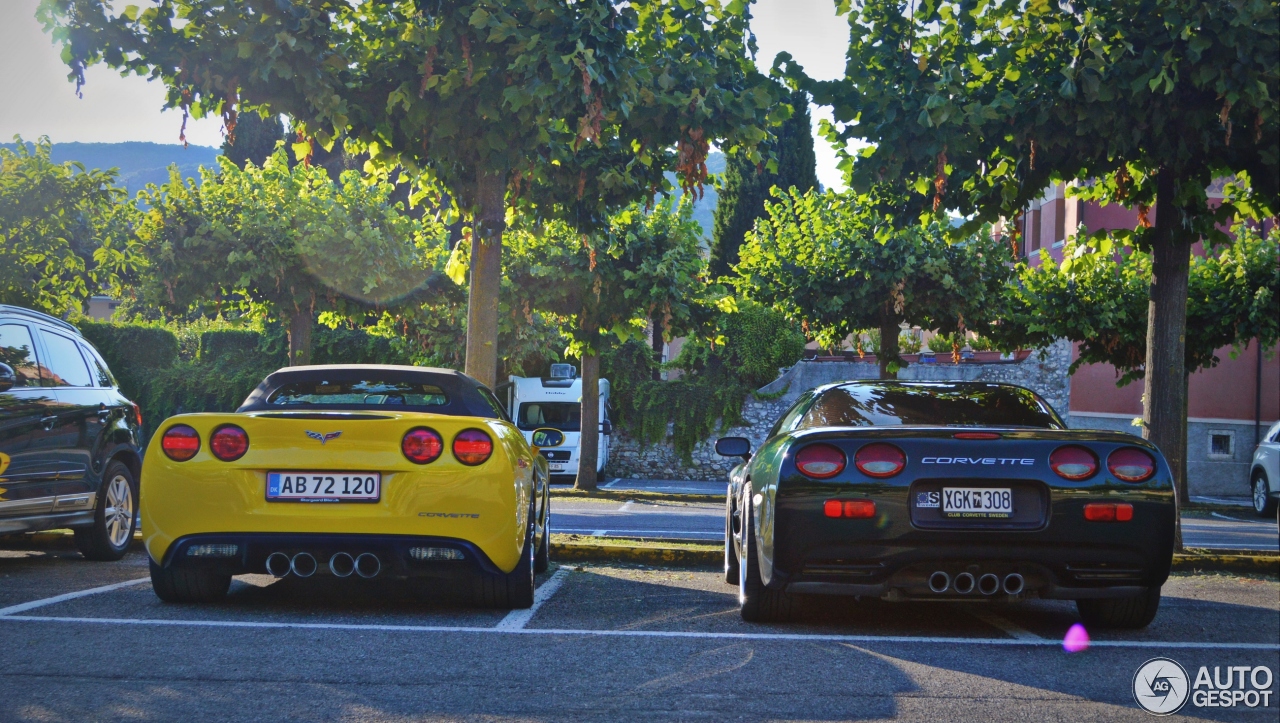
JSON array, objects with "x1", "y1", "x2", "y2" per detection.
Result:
[{"x1": 305, "y1": 430, "x2": 343, "y2": 445}]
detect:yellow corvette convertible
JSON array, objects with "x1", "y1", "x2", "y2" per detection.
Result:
[{"x1": 140, "y1": 365, "x2": 561, "y2": 609}]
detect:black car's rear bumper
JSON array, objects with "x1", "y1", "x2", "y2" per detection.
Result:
[{"x1": 159, "y1": 532, "x2": 504, "y2": 578}]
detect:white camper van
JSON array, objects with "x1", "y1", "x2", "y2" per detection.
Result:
[{"x1": 502, "y1": 364, "x2": 610, "y2": 483}]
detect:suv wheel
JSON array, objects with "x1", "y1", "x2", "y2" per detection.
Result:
[
  {"x1": 74, "y1": 461, "x2": 137, "y2": 561},
  {"x1": 1253, "y1": 473, "x2": 1277, "y2": 517}
]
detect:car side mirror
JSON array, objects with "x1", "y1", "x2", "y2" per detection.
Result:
[
  {"x1": 601, "y1": 420, "x2": 613, "y2": 436},
  {"x1": 0, "y1": 363, "x2": 14, "y2": 393},
  {"x1": 531, "y1": 427, "x2": 565, "y2": 450},
  {"x1": 715, "y1": 436, "x2": 751, "y2": 460}
]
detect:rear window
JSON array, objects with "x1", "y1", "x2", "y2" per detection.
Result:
[
  {"x1": 267, "y1": 379, "x2": 448, "y2": 409},
  {"x1": 799, "y1": 384, "x2": 1062, "y2": 430},
  {"x1": 517, "y1": 402, "x2": 580, "y2": 431}
]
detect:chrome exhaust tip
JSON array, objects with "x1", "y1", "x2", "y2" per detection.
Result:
[
  {"x1": 978, "y1": 573, "x2": 1000, "y2": 596},
  {"x1": 329, "y1": 552, "x2": 355, "y2": 578},
  {"x1": 1003, "y1": 573, "x2": 1025, "y2": 596},
  {"x1": 354, "y1": 553, "x2": 381, "y2": 579},
  {"x1": 928, "y1": 571, "x2": 951, "y2": 593},
  {"x1": 290, "y1": 552, "x2": 318, "y2": 578},
  {"x1": 953, "y1": 572, "x2": 975, "y2": 594},
  {"x1": 265, "y1": 552, "x2": 291, "y2": 578}
]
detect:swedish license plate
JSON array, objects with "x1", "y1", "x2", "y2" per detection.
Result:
[
  {"x1": 943, "y1": 487, "x2": 1012, "y2": 518},
  {"x1": 267, "y1": 472, "x2": 381, "y2": 502}
]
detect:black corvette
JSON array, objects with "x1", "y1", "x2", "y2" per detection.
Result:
[{"x1": 717, "y1": 381, "x2": 1176, "y2": 628}]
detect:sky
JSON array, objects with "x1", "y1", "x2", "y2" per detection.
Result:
[{"x1": 0, "y1": 0, "x2": 851, "y2": 190}]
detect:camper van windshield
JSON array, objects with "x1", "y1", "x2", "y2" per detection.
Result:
[{"x1": 517, "y1": 402, "x2": 580, "y2": 431}]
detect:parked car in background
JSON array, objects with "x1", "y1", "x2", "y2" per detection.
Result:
[
  {"x1": 0, "y1": 305, "x2": 144, "y2": 560},
  {"x1": 1250, "y1": 421, "x2": 1280, "y2": 517}
]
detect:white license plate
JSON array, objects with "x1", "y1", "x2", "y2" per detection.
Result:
[
  {"x1": 942, "y1": 487, "x2": 1012, "y2": 518},
  {"x1": 267, "y1": 472, "x2": 381, "y2": 502},
  {"x1": 549, "y1": 463, "x2": 567, "y2": 471}
]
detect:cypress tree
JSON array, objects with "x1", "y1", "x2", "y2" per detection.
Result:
[
  {"x1": 710, "y1": 90, "x2": 819, "y2": 279},
  {"x1": 221, "y1": 113, "x2": 285, "y2": 168}
]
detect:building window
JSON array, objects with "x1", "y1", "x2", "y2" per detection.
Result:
[{"x1": 1208, "y1": 431, "x2": 1234, "y2": 460}]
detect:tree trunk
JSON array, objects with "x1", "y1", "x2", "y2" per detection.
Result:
[
  {"x1": 878, "y1": 310, "x2": 900, "y2": 380},
  {"x1": 1142, "y1": 170, "x2": 1192, "y2": 514},
  {"x1": 576, "y1": 352, "x2": 600, "y2": 490},
  {"x1": 650, "y1": 313, "x2": 664, "y2": 381},
  {"x1": 286, "y1": 310, "x2": 312, "y2": 367},
  {"x1": 465, "y1": 168, "x2": 506, "y2": 388}
]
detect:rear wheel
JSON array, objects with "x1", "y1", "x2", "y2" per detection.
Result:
[
  {"x1": 476, "y1": 520, "x2": 535, "y2": 609},
  {"x1": 738, "y1": 499, "x2": 794, "y2": 623},
  {"x1": 149, "y1": 559, "x2": 231, "y2": 603},
  {"x1": 1253, "y1": 473, "x2": 1277, "y2": 517},
  {"x1": 74, "y1": 461, "x2": 137, "y2": 562},
  {"x1": 1076, "y1": 586, "x2": 1161, "y2": 629}
]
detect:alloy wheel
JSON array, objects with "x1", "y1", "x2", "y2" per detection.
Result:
[
  {"x1": 104, "y1": 474, "x2": 134, "y2": 548},
  {"x1": 1255, "y1": 479, "x2": 1268, "y2": 514}
]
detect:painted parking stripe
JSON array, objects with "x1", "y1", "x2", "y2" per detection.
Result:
[
  {"x1": 1, "y1": 615, "x2": 1276, "y2": 650},
  {"x1": 495, "y1": 567, "x2": 571, "y2": 630},
  {"x1": 0, "y1": 577, "x2": 150, "y2": 617}
]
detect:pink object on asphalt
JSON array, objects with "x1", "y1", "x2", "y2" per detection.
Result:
[{"x1": 1063, "y1": 623, "x2": 1090, "y2": 653}]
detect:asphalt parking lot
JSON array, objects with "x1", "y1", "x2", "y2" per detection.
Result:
[{"x1": 2, "y1": 547, "x2": 1277, "y2": 721}]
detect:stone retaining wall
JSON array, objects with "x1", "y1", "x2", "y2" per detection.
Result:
[{"x1": 604, "y1": 340, "x2": 1073, "y2": 481}]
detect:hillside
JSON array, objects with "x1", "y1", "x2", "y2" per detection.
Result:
[{"x1": 1, "y1": 141, "x2": 221, "y2": 195}]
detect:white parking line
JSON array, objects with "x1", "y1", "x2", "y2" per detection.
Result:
[
  {"x1": 618, "y1": 500, "x2": 635, "y2": 513},
  {"x1": 2, "y1": 614, "x2": 1276, "y2": 649},
  {"x1": 0, "y1": 577, "x2": 150, "y2": 617},
  {"x1": 495, "y1": 567, "x2": 571, "y2": 630},
  {"x1": 970, "y1": 611, "x2": 1042, "y2": 641}
]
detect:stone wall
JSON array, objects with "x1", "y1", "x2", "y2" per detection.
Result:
[{"x1": 604, "y1": 340, "x2": 1073, "y2": 481}]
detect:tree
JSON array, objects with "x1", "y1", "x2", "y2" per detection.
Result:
[
  {"x1": 784, "y1": 0, "x2": 1279, "y2": 502},
  {"x1": 130, "y1": 150, "x2": 453, "y2": 364},
  {"x1": 221, "y1": 112, "x2": 285, "y2": 169},
  {"x1": 990, "y1": 224, "x2": 1280, "y2": 385},
  {"x1": 0, "y1": 136, "x2": 131, "y2": 315},
  {"x1": 735, "y1": 188, "x2": 1012, "y2": 378},
  {"x1": 710, "y1": 90, "x2": 819, "y2": 280},
  {"x1": 41, "y1": 0, "x2": 778, "y2": 388}
]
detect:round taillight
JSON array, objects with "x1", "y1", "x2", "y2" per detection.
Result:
[
  {"x1": 402, "y1": 428, "x2": 444, "y2": 464},
  {"x1": 161, "y1": 424, "x2": 200, "y2": 462},
  {"x1": 209, "y1": 425, "x2": 249, "y2": 461},
  {"x1": 1108, "y1": 447, "x2": 1155, "y2": 482},
  {"x1": 453, "y1": 429, "x2": 493, "y2": 466},
  {"x1": 795, "y1": 444, "x2": 846, "y2": 479},
  {"x1": 1050, "y1": 445, "x2": 1098, "y2": 480},
  {"x1": 854, "y1": 443, "x2": 906, "y2": 478}
]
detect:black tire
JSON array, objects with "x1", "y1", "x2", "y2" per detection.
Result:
[
  {"x1": 1076, "y1": 586, "x2": 1161, "y2": 630},
  {"x1": 724, "y1": 493, "x2": 739, "y2": 585},
  {"x1": 74, "y1": 460, "x2": 138, "y2": 561},
  {"x1": 1252, "y1": 473, "x2": 1277, "y2": 517},
  {"x1": 738, "y1": 498, "x2": 794, "y2": 623},
  {"x1": 475, "y1": 519, "x2": 536, "y2": 609},
  {"x1": 534, "y1": 506, "x2": 550, "y2": 574},
  {"x1": 149, "y1": 558, "x2": 231, "y2": 603}
]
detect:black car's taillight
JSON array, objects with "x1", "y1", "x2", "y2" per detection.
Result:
[
  {"x1": 1049, "y1": 445, "x2": 1098, "y2": 480},
  {"x1": 161, "y1": 424, "x2": 200, "y2": 461},
  {"x1": 1107, "y1": 447, "x2": 1156, "y2": 482},
  {"x1": 795, "y1": 443, "x2": 846, "y2": 478},
  {"x1": 854, "y1": 443, "x2": 906, "y2": 478}
]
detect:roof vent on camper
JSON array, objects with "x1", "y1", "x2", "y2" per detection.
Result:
[{"x1": 549, "y1": 364, "x2": 577, "y2": 379}]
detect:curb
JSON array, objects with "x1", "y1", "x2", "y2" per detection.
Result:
[
  {"x1": 1172, "y1": 552, "x2": 1279, "y2": 575},
  {"x1": 552, "y1": 542, "x2": 719, "y2": 567},
  {"x1": 549, "y1": 489, "x2": 722, "y2": 504}
]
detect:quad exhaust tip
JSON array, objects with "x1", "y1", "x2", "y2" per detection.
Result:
[
  {"x1": 266, "y1": 552, "x2": 291, "y2": 578},
  {"x1": 329, "y1": 552, "x2": 355, "y2": 578},
  {"x1": 355, "y1": 553, "x2": 381, "y2": 579},
  {"x1": 978, "y1": 573, "x2": 1000, "y2": 596},
  {"x1": 952, "y1": 572, "x2": 975, "y2": 594},
  {"x1": 1003, "y1": 573, "x2": 1025, "y2": 596},
  {"x1": 290, "y1": 552, "x2": 318, "y2": 578},
  {"x1": 928, "y1": 571, "x2": 951, "y2": 593}
]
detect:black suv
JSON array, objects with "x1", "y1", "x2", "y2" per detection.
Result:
[{"x1": 0, "y1": 305, "x2": 143, "y2": 560}]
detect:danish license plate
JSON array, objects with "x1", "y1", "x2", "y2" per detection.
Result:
[
  {"x1": 943, "y1": 487, "x2": 1012, "y2": 518},
  {"x1": 267, "y1": 472, "x2": 381, "y2": 502}
]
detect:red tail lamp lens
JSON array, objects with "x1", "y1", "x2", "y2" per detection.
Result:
[
  {"x1": 1050, "y1": 446, "x2": 1098, "y2": 480},
  {"x1": 453, "y1": 429, "x2": 493, "y2": 466},
  {"x1": 161, "y1": 425, "x2": 200, "y2": 461},
  {"x1": 796, "y1": 444, "x2": 846, "y2": 478},
  {"x1": 953, "y1": 432, "x2": 1001, "y2": 440},
  {"x1": 402, "y1": 428, "x2": 444, "y2": 464},
  {"x1": 1108, "y1": 448, "x2": 1156, "y2": 482},
  {"x1": 131, "y1": 403, "x2": 143, "y2": 428},
  {"x1": 209, "y1": 425, "x2": 249, "y2": 461},
  {"x1": 854, "y1": 443, "x2": 906, "y2": 478},
  {"x1": 1084, "y1": 502, "x2": 1134, "y2": 522},
  {"x1": 824, "y1": 499, "x2": 877, "y2": 518}
]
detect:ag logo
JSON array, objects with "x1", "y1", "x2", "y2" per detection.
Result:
[{"x1": 1133, "y1": 657, "x2": 1190, "y2": 715}]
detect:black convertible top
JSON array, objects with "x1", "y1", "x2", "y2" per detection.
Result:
[{"x1": 236, "y1": 365, "x2": 508, "y2": 420}]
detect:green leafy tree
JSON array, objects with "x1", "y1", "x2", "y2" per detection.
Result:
[
  {"x1": 41, "y1": 0, "x2": 778, "y2": 388},
  {"x1": 221, "y1": 112, "x2": 285, "y2": 169},
  {"x1": 0, "y1": 137, "x2": 132, "y2": 315},
  {"x1": 710, "y1": 90, "x2": 819, "y2": 280},
  {"x1": 130, "y1": 150, "x2": 453, "y2": 364},
  {"x1": 991, "y1": 225, "x2": 1280, "y2": 385},
  {"x1": 784, "y1": 0, "x2": 1279, "y2": 500},
  {"x1": 735, "y1": 188, "x2": 1012, "y2": 378}
]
